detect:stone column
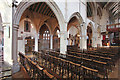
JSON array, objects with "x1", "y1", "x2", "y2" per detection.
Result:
[
  {"x1": 79, "y1": 23, "x2": 87, "y2": 50},
  {"x1": 12, "y1": 24, "x2": 20, "y2": 73},
  {"x1": 92, "y1": 3, "x2": 98, "y2": 48},
  {"x1": 35, "y1": 33, "x2": 38, "y2": 51},
  {"x1": 92, "y1": 31, "x2": 97, "y2": 47},
  {"x1": 60, "y1": 31, "x2": 67, "y2": 54},
  {"x1": 50, "y1": 34, "x2": 53, "y2": 50},
  {"x1": 23, "y1": 37, "x2": 25, "y2": 54},
  {"x1": 97, "y1": 31, "x2": 102, "y2": 47},
  {"x1": 3, "y1": 23, "x2": 13, "y2": 65}
]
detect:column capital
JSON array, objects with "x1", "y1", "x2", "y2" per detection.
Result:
[
  {"x1": 60, "y1": 31, "x2": 67, "y2": 34},
  {"x1": 2, "y1": 23, "x2": 11, "y2": 27},
  {"x1": 13, "y1": 24, "x2": 19, "y2": 28},
  {"x1": 13, "y1": 24, "x2": 19, "y2": 31}
]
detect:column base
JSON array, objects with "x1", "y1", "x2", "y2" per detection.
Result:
[
  {"x1": 4, "y1": 59, "x2": 13, "y2": 66},
  {"x1": 59, "y1": 54, "x2": 66, "y2": 58},
  {"x1": 12, "y1": 62, "x2": 20, "y2": 74}
]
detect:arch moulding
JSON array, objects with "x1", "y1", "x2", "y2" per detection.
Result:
[
  {"x1": 67, "y1": 12, "x2": 84, "y2": 34},
  {"x1": 13, "y1": 0, "x2": 65, "y2": 31}
]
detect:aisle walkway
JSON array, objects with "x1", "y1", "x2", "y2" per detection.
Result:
[
  {"x1": 12, "y1": 65, "x2": 30, "y2": 79},
  {"x1": 108, "y1": 58, "x2": 120, "y2": 79}
]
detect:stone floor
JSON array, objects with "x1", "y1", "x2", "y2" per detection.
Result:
[
  {"x1": 0, "y1": 62, "x2": 12, "y2": 78},
  {"x1": 12, "y1": 66, "x2": 30, "y2": 79},
  {"x1": 108, "y1": 58, "x2": 120, "y2": 79},
  {"x1": 0, "y1": 49, "x2": 12, "y2": 79}
]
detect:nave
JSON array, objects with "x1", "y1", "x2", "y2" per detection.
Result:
[
  {"x1": 0, "y1": 1, "x2": 120, "y2": 80},
  {"x1": 16, "y1": 47, "x2": 120, "y2": 79}
]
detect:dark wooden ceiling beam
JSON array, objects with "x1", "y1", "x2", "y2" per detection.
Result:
[
  {"x1": 38, "y1": 2, "x2": 44, "y2": 13},
  {"x1": 33, "y1": 3, "x2": 38, "y2": 11},
  {"x1": 109, "y1": 2, "x2": 117, "y2": 10},
  {"x1": 47, "y1": 9, "x2": 52, "y2": 16},
  {"x1": 35, "y1": 3, "x2": 40, "y2": 12},
  {"x1": 45, "y1": 8, "x2": 51, "y2": 15},
  {"x1": 39, "y1": 3, "x2": 45, "y2": 13},
  {"x1": 43, "y1": 6, "x2": 49, "y2": 15},
  {"x1": 52, "y1": 14, "x2": 55, "y2": 18},
  {"x1": 31, "y1": 4, "x2": 35, "y2": 11},
  {"x1": 50, "y1": 12, "x2": 54, "y2": 17},
  {"x1": 36, "y1": 3, "x2": 42, "y2": 12},
  {"x1": 41, "y1": 4, "x2": 47, "y2": 14},
  {"x1": 28, "y1": 2, "x2": 55, "y2": 18},
  {"x1": 51, "y1": 13, "x2": 55, "y2": 17}
]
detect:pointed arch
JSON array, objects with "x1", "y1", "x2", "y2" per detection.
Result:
[
  {"x1": 13, "y1": 0, "x2": 65, "y2": 31},
  {"x1": 67, "y1": 12, "x2": 84, "y2": 34}
]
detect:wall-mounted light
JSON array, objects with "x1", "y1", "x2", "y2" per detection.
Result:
[
  {"x1": 77, "y1": 34, "x2": 80, "y2": 37},
  {"x1": 80, "y1": 37, "x2": 81, "y2": 39},
  {"x1": 31, "y1": 37, "x2": 34, "y2": 39},
  {"x1": 31, "y1": 24, "x2": 33, "y2": 28},
  {"x1": 57, "y1": 30, "x2": 59, "y2": 33}
]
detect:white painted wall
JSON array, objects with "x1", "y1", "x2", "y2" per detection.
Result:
[
  {"x1": 66, "y1": 1, "x2": 79, "y2": 22},
  {"x1": 0, "y1": 0, "x2": 13, "y2": 65},
  {"x1": 18, "y1": 18, "x2": 37, "y2": 54},
  {"x1": 0, "y1": 0, "x2": 12, "y2": 23},
  {"x1": 80, "y1": 1, "x2": 87, "y2": 22}
]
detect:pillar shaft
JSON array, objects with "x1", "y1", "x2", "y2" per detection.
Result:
[
  {"x1": 60, "y1": 31, "x2": 67, "y2": 54},
  {"x1": 92, "y1": 31, "x2": 97, "y2": 47},
  {"x1": 50, "y1": 35, "x2": 53, "y2": 50},
  {"x1": 12, "y1": 24, "x2": 20, "y2": 73},
  {"x1": 80, "y1": 24, "x2": 87, "y2": 50},
  {"x1": 35, "y1": 34, "x2": 38, "y2": 51}
]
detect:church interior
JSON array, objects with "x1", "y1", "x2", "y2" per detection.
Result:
[{"x1": 0, "y1": 0, "x2": 120, "y2": 79}]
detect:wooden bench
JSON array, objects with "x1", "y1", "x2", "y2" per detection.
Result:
[
  {"x1": 36, "y1": 51, "x2": 106, "y2": 79},
  {"x1": 19, "y1": 52, "x2": 62, "y2": 80}
]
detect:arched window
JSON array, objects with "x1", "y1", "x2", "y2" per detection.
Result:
[{"x1": 43, "y1": 30, "x2": 50, "y2": 40}]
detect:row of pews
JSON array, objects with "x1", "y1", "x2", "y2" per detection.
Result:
[
  {"x1": 19, "y1": 52, "x2": 62, "y2": 80},
  {"x1": 67, "y1": 48, "x2": 119, "y2": 77},
  {"x1": 19, "y1": 47, "x2": 119, "y2": 79},
  {"x1": 32, "y1": 47, "x2": 119, "y2": 79},
  {"x1": 32, "y1": 51, "x2": 86, "y2": 79}
]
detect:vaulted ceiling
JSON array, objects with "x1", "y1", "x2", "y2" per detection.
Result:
[
  {"x1": 28, "y1": 2, "x2": 56, "y2": 18},
  {"x1": 107, "y1": 2, "x2": 119, "y2": 19},
  {"x1": 98, "y1": 2, "x2": 119, "y2": 19},
  {"x1": 87, "y1": 2, "x2": 119, "y2": 20},
  {"x1": 87, "y1": 2, "x2": 93, "y2": 17},
  {"x1": 97, "y1": 2, "x2": 108, "y2": 8}
]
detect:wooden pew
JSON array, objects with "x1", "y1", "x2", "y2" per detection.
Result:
[
  {"x1": 19, "y1": 52, "x2": 62, "y2": 80},
  {"x1": 33, "y1": 51, "x2": 107, "y2": 79}
]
